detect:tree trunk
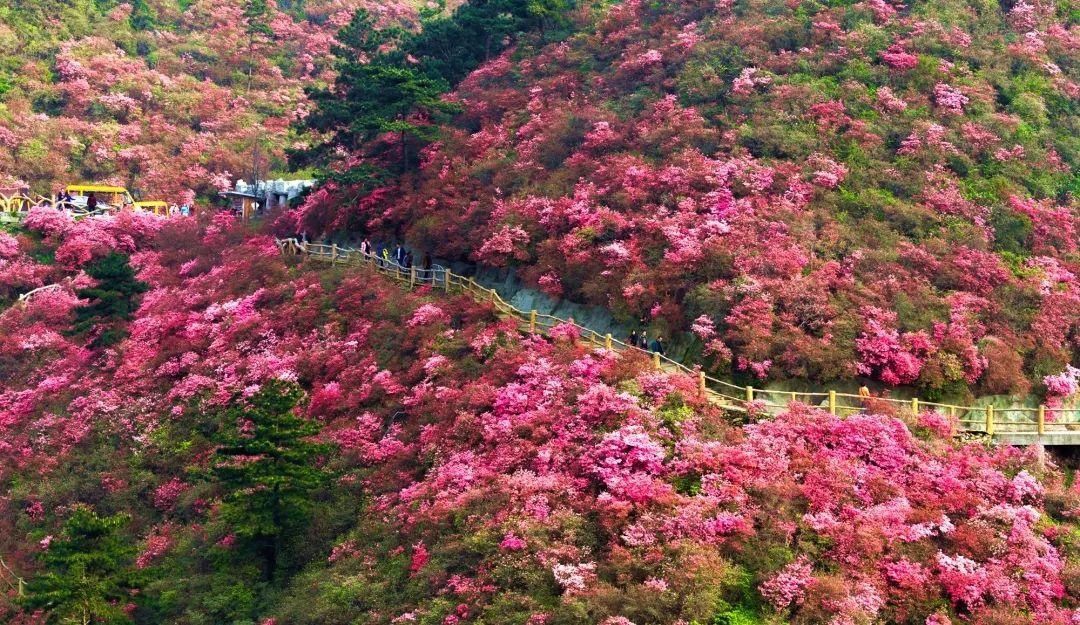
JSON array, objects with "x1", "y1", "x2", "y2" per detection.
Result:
[{"x1": 267, "y1": 483, "x2": 282, "y2": 581}]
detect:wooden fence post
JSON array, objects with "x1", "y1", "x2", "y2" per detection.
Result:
[
  {"x1": 410, "y1": 266, "x2": 416, "y2": 288},
  {"x1": 745, "y1": 386, "x2": 754, "y2": 402},
  {"x1": 529, "y1": 310, "x2": 537, "y2": 333},
  {"x1": 911, "y1": 397, "x2": 919, "y2": 414},
  {"x1": 985, "y1": 405, "x2": 995, "y2": 437},
  {"x1": 605, "y1": 333, "x2": 612, "y2": 349},
  {"x1": 652, "y1": 352, "x2": 661, "y2": 368},
  {"x1": 828, "y1": 390, "x2": 837, "y2": 415},
  {"x1": 698, "y1": 371, "x2": 707, "y2": 396},
  {"x1": 1038, "y1": 405, "x2": 1045, "y2": 437},
  {"x1": 331, "y1": 243, "x2": 338, "y2": 266}
]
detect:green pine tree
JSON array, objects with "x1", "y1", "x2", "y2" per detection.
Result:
[
  {"x1": 129, "y1": 0, "x2": 155, "y2": 31},
  {"x1": 71, "y1": 252, "x2": 149, "y2": 348},
  {"x1": 210, "y1": 380, "x2": 333, "y2": 581},
  {"x1": 299, "y1": 9, "x2": 458, "y2": 175},
  {"x1": 294, "y1": 1, "x2": 576, "y2": 178},
  {"x1": 20, "y1": 507, "x2": 139, "y2": 625}
]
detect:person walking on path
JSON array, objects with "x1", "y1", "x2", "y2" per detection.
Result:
[
  {"x1": 394, "y1": 244, "x2": 405, "y2": 266},
  {"x1": 858, "y1": 384, "x2": 872, "y2": 412},
  {"x1": 360, "y1": 238, "x2": 372, "y2": 257},
  {"x1": 380, "y1": 245, "x2": 390, "y2": 268},
  {"x1": 86, "y1": 192, "x2": 97, "y2": 212},
  {"x1": 628, "y1": 330, "x2": 640, "y2": 350},
  {"x1": 649, "y1": 335, "x2": 666, "y2": 356},
  {"x1": 421, "y1": 252, "x2": 433, "y2": 283}
]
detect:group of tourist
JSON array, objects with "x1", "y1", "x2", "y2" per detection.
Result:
[
  {"x1": 355, "y1": 239, "x2": 434, "y2": 275},
  {"x1": 628, "y1": 329, "x2": 666, "y2": 356}
]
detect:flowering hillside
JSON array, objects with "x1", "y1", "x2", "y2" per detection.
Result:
[
  {"x1": 2, "y1": 213, "x2": 1080, "y2": 624},
  {"x1": 290, "y1": 0, "x2": 1080, "y2": 399},
  {"x1": 0, "y1": 0, "x2": 418, "y2": 200}
]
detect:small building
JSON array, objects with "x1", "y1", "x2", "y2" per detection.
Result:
[
  {"x1": 222, "y1": 178, "x2": 315, "y2": 219},
  {"x1": 220, "y1": 189, "x2": 261, "y2": 220}
]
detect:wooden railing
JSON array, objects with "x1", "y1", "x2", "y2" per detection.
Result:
[
  {"x1": 17, "y1": 283, "x2": 63, "y2": 303},
  {"x1": 277, "y1": 238, "x2": 1080, "y2": 441}
]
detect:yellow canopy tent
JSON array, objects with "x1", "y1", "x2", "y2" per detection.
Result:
[{"x1": 65, "y1": 184, "x2": 133, "y2": 210}]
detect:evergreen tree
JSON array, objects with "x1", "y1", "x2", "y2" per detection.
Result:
[
  {"x1": 128, "y1": 0, "x2": 155, "y2": 31},
  {"x1": 293, "y1": 1, "x2": 576, "y2": 175},
  {"x1": 72, "y1": 252, "x2": 149, "y2": 348},
  {"x1": 242, "y1": 0, "x2": 273, "y2": 38},
  {"x1": 210, "y1": 380, "x2": 333, "y2": 581},
  {"x1": 299, "y1": 9, "x2": 458, "y2": 175},
  {"x1": 20, "y1": 507, "x2": 139, "y2": 625}
]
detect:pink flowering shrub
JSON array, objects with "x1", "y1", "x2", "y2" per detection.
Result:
[
  {"x1": 288, "y1": 0, "x2": 1080, "y2": 396},
  {"x1": 760, "y1": 557, "x2": 814, "y2": 609},
  {"x1": 1, "y1": 1, "x2": 422, "y2": 202},
  {"x1": 2, "y1": 217, "x2": 1080, "y2": 625},
  {"x1": 1044, "y1": 366, "x2": 1080, "y2": 405},
  {"x1": 0, "y1": 232, "x2": 19, "y2": 259},
  {"x1": 933, "y1": 83, "x2": 969, "y2": 114},
  {"x1": 407, "y1": 304, "x2": 449, "y2": 328}
]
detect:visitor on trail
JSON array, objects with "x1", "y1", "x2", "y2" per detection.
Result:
[
  {"x1": 394, "y1": 244, "x2": 405, "y2": 266},
  {"x1": 86, "y1": 192, "x2": 97, "y2": 212},
  {"x1": 169, "y1": 204, "x2": 179, "y2": 216},
  {"x1": 420, "y1": 252, "x2": 433, "y2": 283},
  {"x1": 628, "y1": 330, "x2": 639, "y2": 349},
  {"x1": 180, "y1": 205, "x2": 190, "y2": 217},
  {"x1": 360, "y1": 238, "x2": 372, "y2": 256},
  {"x1": 858, "y1": 384, "x2": 871, "y2": 412},
  {"x1": 403, "y1": 251, "x2": 413, "y2": 269},
  {"x1": 381, "y1": 246, "x2": 390, "y2": 267},
  {"x1": 640, "y1": 333, "x2": 650, "y2": 349},
  {"x1": 649, "y1": 335, "x2": 666, "y2": 356}
]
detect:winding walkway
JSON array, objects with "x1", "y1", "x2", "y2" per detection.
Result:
[{"x1": 276, "y1": 238, "x2": 1080, "y2": 446}]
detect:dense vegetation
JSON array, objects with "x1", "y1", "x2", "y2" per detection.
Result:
[
  {"x1": 3, "y1": 1, "x2": 1080, "y2": 624},
  {"x1": 0, "y1": 0, "x2": 419, "y2": 199},
  {"x1": 3, "y1": 210, "x2": 1080, "y2": 625},
  {"x1": 289, "y1": 0, "x2": 1080, "y2": 401}
]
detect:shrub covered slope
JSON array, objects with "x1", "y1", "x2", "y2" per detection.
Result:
[
  {"x1": 0, "y1": 0, "x2": 418, "y2": 199},
  {"x1": 292, "y1": 0, "x2": 1080, "y2": 399},
  {"x1": 1, "y1": 211, "x2": 1080, "y2": 624}
]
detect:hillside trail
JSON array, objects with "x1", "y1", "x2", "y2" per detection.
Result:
[{"x1": 274, "y1": 238, "x2": 1080, "y2": 445}]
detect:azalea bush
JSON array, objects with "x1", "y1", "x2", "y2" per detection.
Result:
[
  {"x1": 3, "y1": 215, "x2": 1080, "y2": 624},
  {"x1": 292, "y1": 0, "x2": 1080, "y2": 397},
  {"x1": 0, "y1": 0, "x2": 419, "y2": 200}
]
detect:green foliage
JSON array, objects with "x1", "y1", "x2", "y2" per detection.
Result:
[
  {"x1": 210, "y1": 380, "x2": 334, "y2": 580},
  {"x1": 297, "y1": 9, "x2": 458, "y2": 173},
  {"x1": 989, "y1": 206, "x2": 1033, "y2": 257},
  {"x1": 20, "y1": 507, "x2": 140, "y2": 625},
  {"x1": 296, "y1": 0, "x2": 577, "y2": 176},
  {"x1": 709, "y1": 605, "x2": 762, "y2": 625},
  {"x1": 243, "y1": 0, "x2": 274, "y2": 39},
  {"x1": 129, "y1": 0, "x2": 156, "y2": 31},
  {"x1": 72, "y1": 252, "x2": 149, "y2": 347}
]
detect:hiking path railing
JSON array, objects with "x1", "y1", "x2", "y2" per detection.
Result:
[{"x1": 276, "y1": 238, "x2": 1079, "y2": 442}]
